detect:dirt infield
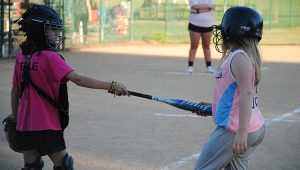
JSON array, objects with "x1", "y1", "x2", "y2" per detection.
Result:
[
  {"x1": 0, "y1": 45, "x2": 299, "y2": 170},
  {"x1": 75, "y1": 44, "x2": 300, "y2": 63}
]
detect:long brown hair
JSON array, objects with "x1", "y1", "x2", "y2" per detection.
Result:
[
  {"x1": 19, "y1": 24, "x2": 48, "y2": 55},
  {"x1": 220, "y1": 36, "x2": 262, "y2": 85}
]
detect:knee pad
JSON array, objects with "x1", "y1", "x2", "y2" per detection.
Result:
[
  {"x1": 23, "y1": 156, "x2": 44, "y2": 170},
  {"x1": 63, "y1": 153, "x2": 74, "y2": 170}
]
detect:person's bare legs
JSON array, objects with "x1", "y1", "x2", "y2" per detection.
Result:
[
  {"x1": 201, "y1": 31, "x2": 214, "y2": 73},
  {"x1": 187, "y1": 30, "x2": 201, "y2": 73},
  {"x1": 22, "y1": 149, "x2": 68, "y2": 169},
  {"x1": 201, "y1": 31, "x2": 212, "y2": 63},
  {"x1": 72, "y1": 32, "x2": 77, "y2": 44},
  {"x1": 49, "y1": 149, "x2": 67, "y2": 168},
  {"x1": 22, "y1": 149, "x2": 43, "y2": 170},
  {"x1": 23, "y1": 149, "x2": 39, "y2": 164},
  {"x1": 188, "y1": 30, "x2": 201, "y2": 63}
]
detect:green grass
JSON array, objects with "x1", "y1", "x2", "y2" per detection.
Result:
[
  {"x1": 63, "y1": 0, "x2": 300, "y2": 45},
  {"x1": 261, "y1": 27, "x2": 300, "y2": 45},
  {"x1": 130, "y1": 20, "x2": 300, "y2": 45},
  {"x1": 63, "y1": 20, "x2": 300, "y2": 46}
]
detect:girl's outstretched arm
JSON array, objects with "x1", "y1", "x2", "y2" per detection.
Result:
[{"x1": 65, "y1": 71, "x2": 128, "y2": 96}]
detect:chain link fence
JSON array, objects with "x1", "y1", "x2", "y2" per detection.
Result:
[
  {"x1": 1, "y1": 0, "x2": 300, "y2": 58},
  {"x1": 57, "y1": 0, "x2": 300, "y2": 48}
]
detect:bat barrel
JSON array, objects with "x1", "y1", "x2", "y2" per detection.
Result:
[
  {"x1": 154, "y1": 97, "x2": 212, "y2": 116},
  {"x1": 128, "y1": 90, "x2": 212, "y2": 116}
]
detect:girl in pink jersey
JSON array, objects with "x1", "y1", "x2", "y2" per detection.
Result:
[
  {"x1": 194, "y1": 6, "x2": 265, "y2": 169},
  {"x1": 11, "y1": 4, "x2": 128, "y2": 170}
]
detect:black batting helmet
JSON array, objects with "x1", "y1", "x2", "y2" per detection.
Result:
[
  {"x1": 213, "y1": 6, "x2": 263, "y2": 52},
  {"x1": 16, "y1": 4, "x2": 65, "y2": 51}
]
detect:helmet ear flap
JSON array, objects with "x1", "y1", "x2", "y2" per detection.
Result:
[{"x1": 224, "y1": 27, "x2": 230, "y2": 41}]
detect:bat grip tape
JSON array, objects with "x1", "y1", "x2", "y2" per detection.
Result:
[{"x1": 128, "y1": 91, "x2": 153, "y2": 100}]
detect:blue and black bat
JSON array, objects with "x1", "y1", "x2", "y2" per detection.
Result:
[{"x1": 128, "y1": 91, "x2": 212, "y2": 116}]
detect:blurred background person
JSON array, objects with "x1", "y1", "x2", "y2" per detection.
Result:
[
  {"x1": 186, "y1": 0, "x2": 215, "y2": 74},
  {"x1": 113, "y1": 1, "x2": 130, "y2": 35},
  {"x1": 71, "y1": 0, "x2": 92, "y2": 44}
]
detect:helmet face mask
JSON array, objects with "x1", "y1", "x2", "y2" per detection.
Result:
[
  {"x1": 213, "y1": 6, "x2": 263, "y2": 53},
  {"x1": 17, "y1": 4, "x2": 66, "y2": 51},
  {"x1": 44, "y1": 23, "x2": 65, "y2": 51}
]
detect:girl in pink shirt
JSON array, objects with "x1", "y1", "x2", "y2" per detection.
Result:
[
  {"x1": 11, "y1": 4, "x2": 128, "y2": 170},
  {"x1": 194, "y1": 6, "x2": 265, "y2": 170}
]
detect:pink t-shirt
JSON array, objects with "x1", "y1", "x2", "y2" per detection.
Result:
[
  {"x1": 212, "y1": 50, "x2": 265, "y2": 133},
  {"x1": 13, "y1": 50, "x2": 73, "y2": 131}
]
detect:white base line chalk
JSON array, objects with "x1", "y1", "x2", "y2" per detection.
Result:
[{"x1": 154, "y1": 113, "x2": 201, "y2": 118}]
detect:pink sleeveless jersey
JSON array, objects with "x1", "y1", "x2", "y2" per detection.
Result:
[
  {"x1": 12, "y1": 50, "x2": 73, "y2": 131},
  {"x1": 212, "y1": 49, "x2": 265, "y2": 133}
]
